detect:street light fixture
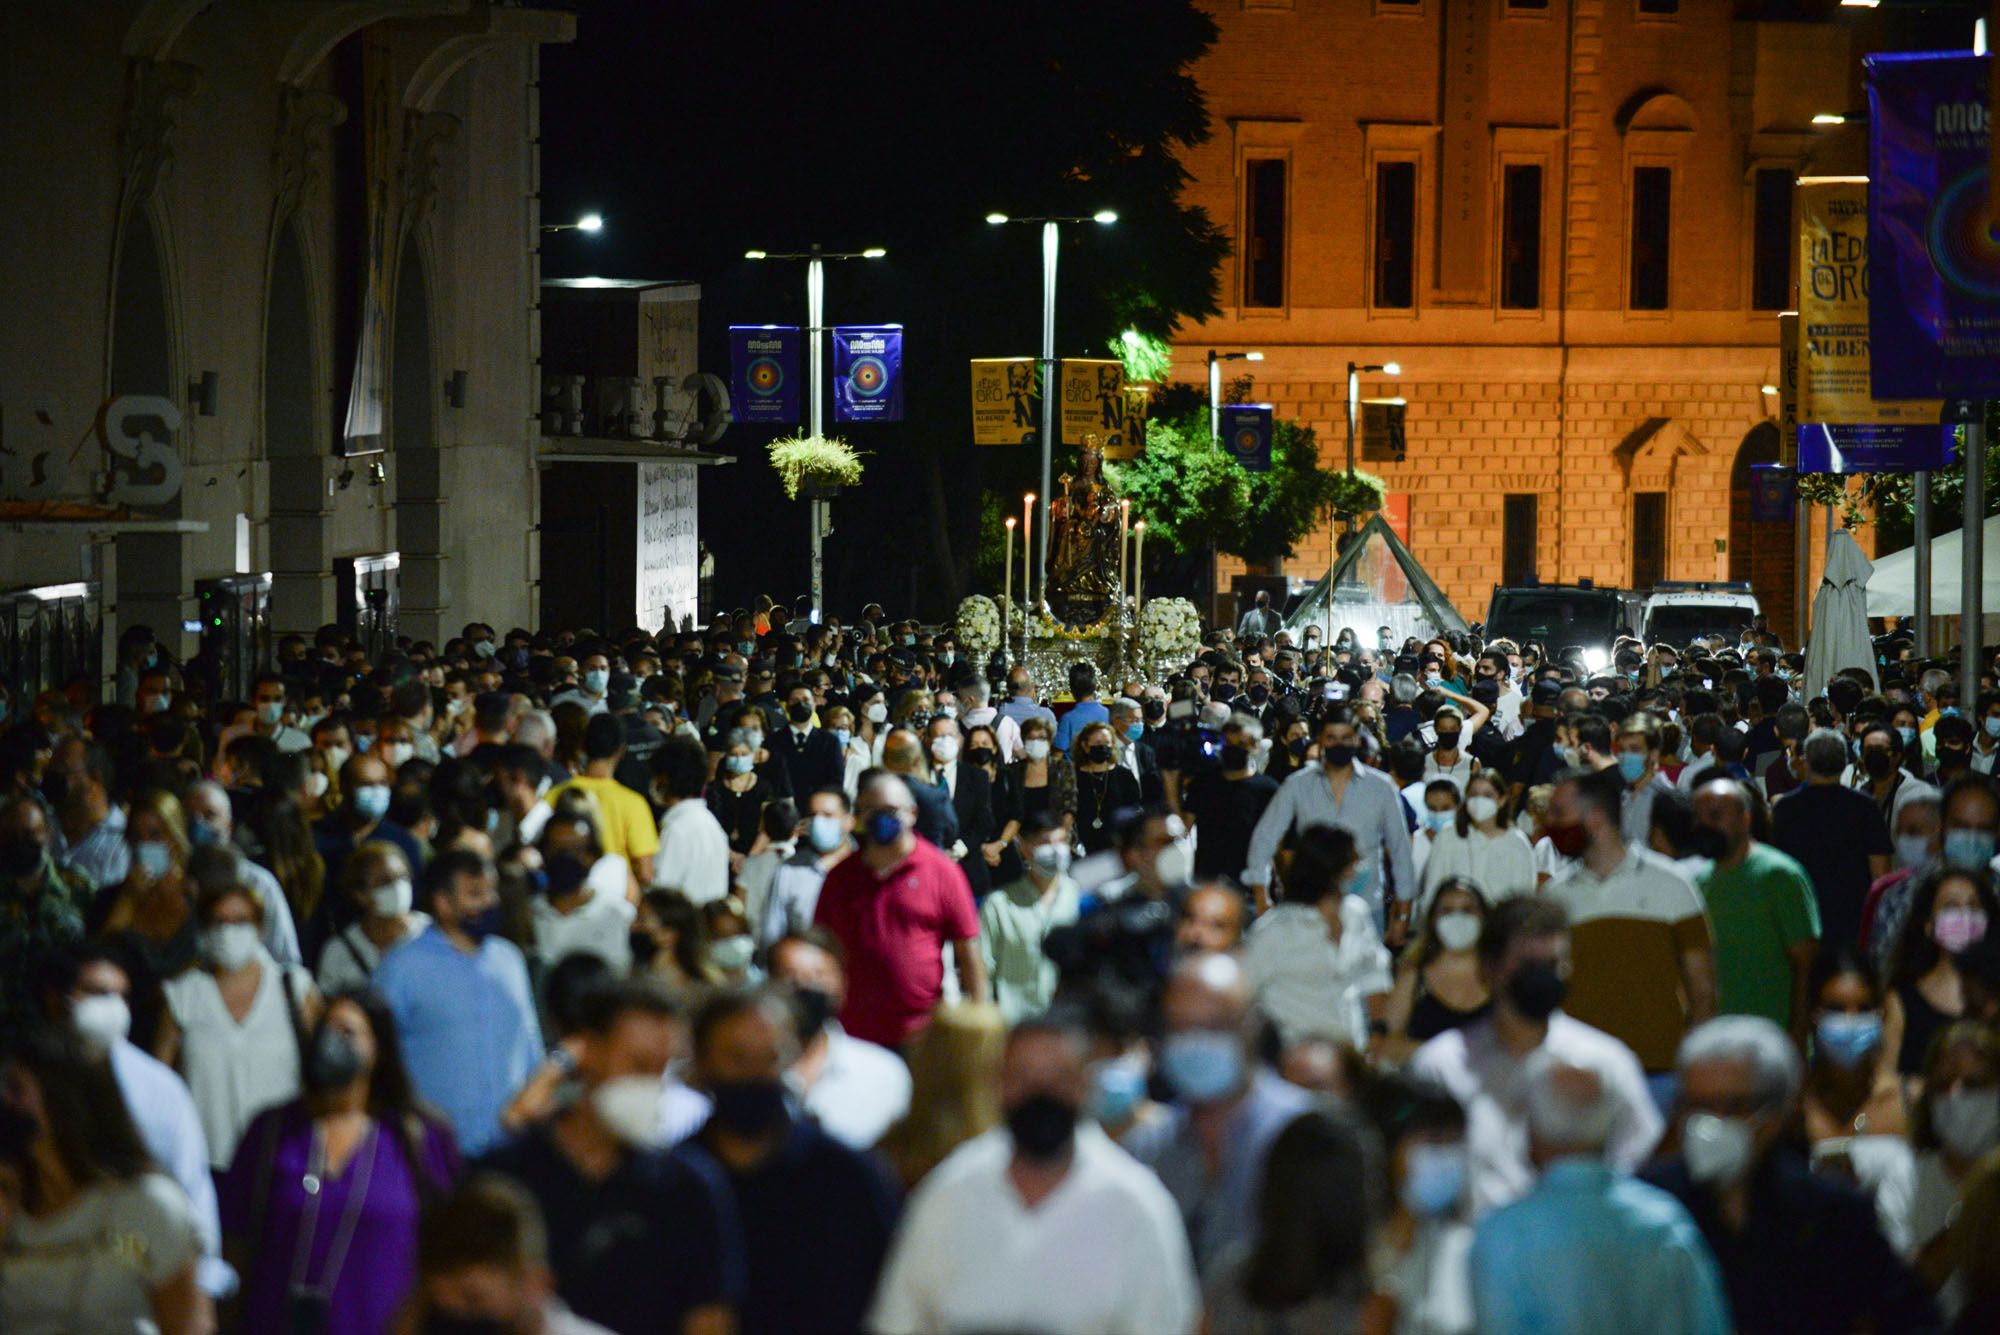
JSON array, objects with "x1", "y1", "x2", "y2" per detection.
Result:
[
  {"x1": 543, "y1": 213, "x2": 604, "y2": 234},
  {"x1": 742, "y1": 243, "x2": 889, "y2": 619},
  {"x1": 1206, "y1": 349, "x2": 1265, "y2": 446},
  {"x1": 1346, "y1": 360, "x2": 1401, "y2": 476},
  {"x1": 986, "y1": 209, "x2": 1119, "y2": 591}
]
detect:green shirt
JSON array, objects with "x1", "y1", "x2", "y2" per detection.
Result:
[
  {"x1": 978, "y1": 874, "x2": 1079, "y2": 1025},
  {"x1": 1696, "y1": 842, "x2": 1820, "y2": 1028}
]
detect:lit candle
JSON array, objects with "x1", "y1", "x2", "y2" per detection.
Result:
[
  {"x1": 1134, "y1": 521, "x2": 1146, "y2": 618},
  {"x1": 1003, "y1": 517, "x2": 1016, "y2": 661},
  {"x1": 1119, "y1": 499, "x2": 1131, "y2": 596},
  {"x1": 1023, "y1": 493, "x2": 1036, "y2": 618}
]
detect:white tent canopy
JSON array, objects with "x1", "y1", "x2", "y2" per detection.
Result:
[{"x1": 1866, "y1": 513, "x2": 2000, "y2": 616}]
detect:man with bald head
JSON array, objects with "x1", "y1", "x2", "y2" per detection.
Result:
[
  {"x1": 1692, "y1": 778, "x2": 1820, "y2": 1043},
  {"x1": 879, "y1": 727, "x2": 959, "y2": 850},
  {"x1": 182, "y1": 780, "x2": 303, "y2": 966},
  {"x1": 812, "y1": 773, "x2": 986, "y2": 1048},
  {"x1": 1123, "y1": 951, "x2": 1313, "y2": 1280},
  {"x1": 1175, "y1": 883, "x2": 1246, "y2": 954}
]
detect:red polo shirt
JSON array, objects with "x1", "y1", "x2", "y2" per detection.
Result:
[{"x1": 812, "y1": 836, "x2": 981, "y2": 1048}]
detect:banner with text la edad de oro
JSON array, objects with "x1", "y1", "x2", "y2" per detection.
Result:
[
  {"x1": 1221, "y1": 404, "x2": 1273, "y2": 473},
  {"x1": 832, "y1": 324, "x2": 903, "y2": 422},
  {"x1": 1060, "y1": 359, "x2": 1127, "y2": 453},
  {"x1": 970, "y1": 358, "x2": 1039, "y2": 445},
  {"x1": 729, "y1": 325, "x2": 801, "y2": 425},
  {"x1": 1867, "y1": 52, "x2": 2000, "y2": 399},
  {"x1": 1795, "y1": 178, "x2": 1950, "y2": 473}
]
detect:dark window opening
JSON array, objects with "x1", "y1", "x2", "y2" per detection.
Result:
[
  {"x1": 1633, "y1": 492, "x2": 1668, "y2": 590},
  {"x1": 1629, "y1": 166, "x2": 1672, "y2": 310},
  {"x1": 1501, "y1": 165, "x2": 1543, "y2": 310},
  {"x1": 1243, "y1": 158, "x2": 1287, "y2": 309},
  {"x1": 1374, "y1": 160, "x2": 1416, "y2": 309},
  {"x1": 1751, "y1": 168, "x2": 1793, "y2": 312},
  {"x1": 1503, "y1": 494, "x2": 1539, "y2": 585}
]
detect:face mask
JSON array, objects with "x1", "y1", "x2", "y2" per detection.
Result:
[
  {"x1": 1030, "y1": 842, "x2": 1072, "y2": 878},
  {"x1": 708, "y1": 1078, "x2": 790, "y2": 1136},
  {"x1": 808, "y1": 814, "x2": 848, "y2": 854},
  {"x1": 1815, "y1": 1011, "x2": 1883, "y2": 1069},
  {"x1": 1084, "y1": 744, "x2": 1114, "y2": 765},
  {"x1": 1402, "y1": 1143, "x2": 1468, "y2": 1218},
  {"x1": 134, "y1": 839, "x2": 173, "y2": 880},
  {"x1": 709, "y1": 934, "x2": 754, "y2": 973},
  {"x1": 1987, "y1": 717, "x2": 2000, "y2": 740},
  {"x1": 1464, "y1": 795, "x2": 1500, "y2": 825},
  {"x1": 144, "y1": 694, "x2": 172, "y2": 715},
  {"x1": 1220, "y1": 743, "x2": 1250, "y2": 770},
  {"x1": 257, "y1": 701, "x2": 285, "y2": 727},
  {"x1": 1931, "y1": 1088, "x2": 2000, "y2": 1158},
  {"x1": 1087, "y1": 1056, "x2": 1148, "y2": 1127},
  {"x1": 931, "y1": 736, "x2": 961, "y2": 764},
  {"x1": 1424, "y1": 810, "x2": 1455, "y2": 834},
  {"x1": 473, "y1": 639, "x2": 498, "y2": 659},
  {"x1": 1143, "y1": 700, "x2": 1166, "y2": 722},
  {"x1": 204, "y1": 922, "x2": 260, "y2": 971},
  {"x1": 1934, "y1": 906, "x2": 1990, "y2": 954},
  {"x1": 907, "y1": 712, "x2": 932, "y2": 731},
  {"x1": 457, "y1": 905, "x2": 501, "y2": 944},
  {"x1": 1942, "y1": 707, "x2": 1963, "y2": 719},
  {"x1": 352, "y1": 784, "x2": 391, "y2": 822},
  {"x1": 1504, "y1": 960, "x2": 1566, "y2": 1020},
  {"x1": 306, "y1": 1024, "x2": 368, "y2": 1091},
  {"x1": 724, "y1": 753, "x2": 755, "y2": 775},
  {"x1": 1006, "y1": 1093, "x2": 1078, "y2": 1161},
  {"x1": 1560, "y1": 744, "x2": 1584, "y2": 768},
  {"x1": 1862, "y1": 750, "x2": 1895, "y2": 779},
  {"x1": 901, "y1": 635, "x2": 917, "y2": 648},
  {"x1": 1616, "y1": 752, "x2": 1649, "y2": 784},
  {"x1": 864, "y1": 810, "x2": 904, "y2": 846},
  {"x1": 865, "y1": 701, "x2": 889, "y2": 724},
  {"x1": 1212, "y1": 683, "x2": 1236, "y2": 704},
  {"x1": 72, "y1": 993, "x2": 131, "y2": 1048},
  {"x1": 967, "y1": 745, "x2": 997, "y2": 768},
  {"x1": 592, "y1": 1075, "x2": 664, "y2": 1147},
  {"x1": 1434, "y1": 730, "x2": 1461, "y2": 752},
  {"x1": 370, "y1": 877, "x2": 414, "y2": 919},
  {"x1": 583, "y1": 668, "x2": 610, "y2": 695},
  {"x1": 1023, "y1": 739, "x2": 1051, "y2": 761},
  {"x1": 1943, "y1": 829, "x2": 1995, "y2": 871},
  {"x1": 1123, "y1": 722, "x2": 1146, "y2": 744},
  {"x1": 381, "y1": 742, "x2": 414, "y2": 769},
  {"x1": 1897, "y1": 725, "x2": 1917, "y2": 749},
  {"x1": 938, "y1": 651, "x2": 956, "y2": 667},
  {"x1": 1682, "y1": 1111, "x2": 1755, "y2": 1185},
  {"x1": 1895, "y1": 834, "x2": 1933, "y2": 870},
  {"x1": 786, "y1": 701, "x2": 814, "y2": 726},
  {"x1": 1159, "y1": 1029, "x2": 1245, "y2": 1103},
  {"x1": 322, "y1": 745, "x2": 351, "y2": 776},
  {"x1": 831, "y1": 728, "x2": 852, "y2": 751},
  {"x1": 1547, "y1": 821, "x2": 1589, "y2": 858},
  {"x1": 1154, "y1": 839, "x2": 1192, "y2": 888},
  {"x1": 1322, "y1": 743, "x2": 1356, "y2": 769},
  {"x1": 738, "y1": 640, "x2": 757, "y2": 656},
  {"x1": 1434, "y1": 910, "x2": 1482, "y2": 952}
]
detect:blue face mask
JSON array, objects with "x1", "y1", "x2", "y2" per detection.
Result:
[
  {"x1": 724, "y1": 754, "x2": 755, "y2": 775},
  {"x1": 133, "y1": 840, "x2": 173, "y2": 880},
  {"x1": 1815, "y1": 1011, "x2": 1883, "y2": 1069},
  {"x1": 1087, "y1": 1057, "x2": 1148, "y2": 1127},
  {"x1": 351, "y1": 784, "x2": 391, "y2": 822},
  {"x1": 863, "y1": 810, "x2": 903, "y2": 845},
  {"x1": 1616, "y1": 752, "x2": 1649, "y2": 784},
  {"x1": 808, "y1": 813, "x2": 848, "y2": 854},
  {"x1": 1125, "y1": 722, "x2": 1145, "y2": 743},
  {"x1": 832, "y1": 728, "x2": 852, "y2": 751},
  {"x1": 1159, "y1": 1030, "x2": 1244, "y2": 1103},
  {"x1": 1944, "y1": 828, "x2": 1996, "y2": 871},
  {"x1": 584, "y1": 668, "x2": 609, "y2": 694},
  {"x1": 737, "y1": 640, "x2": 756, "y2": 656},
  {"x1": 1401, "y1": 1143, "x2": 1468, "y2": 1219},
  {"x1": 1424, "y1": 810, "x2": 1455, "y2": 834},
  {"x1": 1985, "y1": 717, "x2": 2000, "y2": 740},
  {"x1": 1898, "y1": 725, "x2": 1918, "y2": 749},
  {"x1": 1941, "y1": 707, "x2": 1962, "y2": 719}
]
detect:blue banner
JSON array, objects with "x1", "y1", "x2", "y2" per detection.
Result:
[
  {"x1": 729, "y1": 325, "x2": 801, "y2": 426},
  {"x1": 1222, "y1": 404, "x2": 1273, "y2": 473},
  {"x1": 1797, "y1": 422, "x2": 1957, "y2": 474},
  {"x1": 1748, "y1": 464, "x2": 1796, "y2": 523},
  {"x1": 832, "y1": 324, "x2": 903, "y2": 422},
  {"x1": 1867, "y1": 52, "x2": 2000, "y2": 399}
]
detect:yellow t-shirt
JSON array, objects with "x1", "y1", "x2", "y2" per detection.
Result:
[{"x1": 545, "y1": 774, "x2": 660, "y2": 863}]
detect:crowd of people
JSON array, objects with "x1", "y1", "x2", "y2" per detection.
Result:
[{"x1": 1, "y1": 591, "x2": 1999, "y2": 1333}]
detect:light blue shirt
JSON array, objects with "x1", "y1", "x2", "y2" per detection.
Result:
[
  {"x1": 1052, "y1": 699, "x2": 1110, "y2": 755},
  {"x1": 54, "y1": 806, "x2": 127, "y2": 888},
  {"x1": 1245, "y1": 761, "x2": 1417, "y2": 916},
  {"x1": 1469, "y1": 1159, "x2": 1729, "y2": 1335},
  {"x1": 109, "y1": 1038, "x2": 234, "y2": 1297},
  {"x1": 374, "y1": 927, "x2": 542, "y2": 1156}
]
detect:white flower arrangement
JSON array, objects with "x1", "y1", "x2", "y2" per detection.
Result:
[
  {"x1": 1139, "y1": 598, "x2": 1202, "y2": 665},
  {"x1": 956, "y1": 595, "x2": 1002, "y2": 659}
]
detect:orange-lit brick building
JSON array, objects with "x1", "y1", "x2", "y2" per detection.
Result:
[{"x1": 1170, "y1": 0, "x2": 1865, "y2": 645}]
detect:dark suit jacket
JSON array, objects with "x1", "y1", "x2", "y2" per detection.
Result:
[
  {"x1": 942, "y1": 763, "x2": 997, "y2": 897},
  {"x1": 909, "y1": 775, "x2": 959, "y2": 851},
  {"x1": 1130, "y1": 740, "x2": 1165, "y2": 807},
  {"x1": 772, "y1": 725, "x2": 846, "y2": 799}
]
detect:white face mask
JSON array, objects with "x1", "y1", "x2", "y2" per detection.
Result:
[
  {"x1": 1682, "y1": 1111, "x2": 1755, "y2": 1185},
  {"x1": 1931, "y1": 1088, "x2": 2000, "y2": 1159},
  {"x1": 204, "y1": 922, "x2": 261, "y2": 972},
  {"x1": 1153, "y1": 839, "x2": 1193, "y2": 889},
  {"x1": 931, "y1": 736, "x2": 961, "y2": 764},
  {"x1": 322, "y1": 746, "x2": 351, "y2": 775},
  {"x1": 1434, "y1": 910, "x2": 1483, "y2": 952},
  {"x1": 369, "y1": 877, "x2": 413, "y2": 919},
  {"x1": 1464, "y1": 795, "x2": 1500, "y2": 825},
  {"x1": 303, "y1": 771, "x2": 330, "y2": 801},
  {"x1": 591, "y1": 1075, "x2": 664, "y2": 1147},
  {"x1": 72, "y1": 993, "x2": 132, "y2": 1048},
  {"x1": 381, "y1": 741, "x2": 415, "y2": 769},
  {"x1": 865, "y1": 701, "x2": 889, "y2": 724},
  {"x1": 1023, "y1": 739, "x2": 1051, "y2": 762}
]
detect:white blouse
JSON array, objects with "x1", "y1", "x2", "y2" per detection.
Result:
[
  {"x1": 162, "y1": 950, "x2": 313, "y2": 1169},
  {"x1": 1419, "y1": 825, "x2": 1539, "y2": 907}
]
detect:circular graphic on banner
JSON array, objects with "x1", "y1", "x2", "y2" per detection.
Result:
[
  {"x1": 847, "y1": 356, "x2": 889, "y2": 398},
  {"x1": 746, "y1": 357, "x2": 785, "y2": 396},
  {"x1": 1926, "y1": 168, "x2": 2000, "y2": 301},
  {"x1": 1232, "y1": 426, "x2": 1261, "y2": 456}
]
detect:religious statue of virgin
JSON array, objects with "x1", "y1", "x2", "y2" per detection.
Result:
[{"x1": 1044, "y1": 437, "x2": 1121, "y2": 627}]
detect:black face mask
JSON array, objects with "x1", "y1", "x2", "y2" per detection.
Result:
[
  {"x1": 786, "y1": 701, "x2": 814, "y2": 725},
  {"x1": 628, "y1": 930, "x2": 661, "y2": 970},
  {"x1": 1288, "y1": 737, "x2": 1309, "y2": 759},
  {"x1": 1212, "y1": 684, "x2": 1236, "y2": 704},
  {"x1": 305, "y1": 1024, "x2": 368, "y2": 1092},
  {"x1": 1435, "y1": 730, "x2": 1461, "y2": 749},
  {"x1": 1142, "y1": 700, "x2": 1166, "y2": 722},
  {"x1": 967, "y1": 746, "x2": 997, "y2": 768},
  {"x1": 1505, "y1": 961, "x2": 1568, "y2": 1021},
  {"x1": 1220, "y1": 743, "x2": 1250, "y2": 770},
  {"x1": 1247, "y1": 685, "x2": 1269, "y2": 704},
  {"x1": 1862, "y1": 750, "x2": 1895, "y2": 779},
  {"x1": 1005, "y1": 1094, "x2": 1079, "y2": 1161},
  {"x1": 1322, "y1": 743, "x2": 1357, "y2": 769},
  {"x1": 0, "y1": 837, "x2": 43, "y2": 879},
  {"x1": 1687, "y1": 825, "x2": 1732, "y2": 861},
  {"x1": 792, "y1": 985, "x2": 836, "y2": 1041},
  {"x1": 1085, "y1": 744, "x2": 1115, "y2": 765},
  {"x1": 708, "y1": 1079, "x2": 789, "y2": 1136}
]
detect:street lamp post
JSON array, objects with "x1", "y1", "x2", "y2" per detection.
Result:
[
  {"x1": 1344, "y1": 360, "x2": 1401, "y2": 478},
  {"x1": 987, "y1": 209, "x2": 1117, "y2": 604},
  {"x1": 542, "y1": 213, "x2": 604, "y2": 234},
  {"x1": 744, "y1": 244, "x2": 888, "y2": 620}
]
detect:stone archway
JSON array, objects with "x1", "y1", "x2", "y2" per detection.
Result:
[{"x1": 1728, "y1": 421, "x2": 1798, "y2": 644}]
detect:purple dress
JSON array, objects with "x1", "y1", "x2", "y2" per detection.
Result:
[{"x1": 222, "y1": 1103, "x2": 460, "y2": 1335}]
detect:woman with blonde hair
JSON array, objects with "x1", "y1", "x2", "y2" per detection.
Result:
[
  {"x1": 878, "y1": 1002, "x2": 1007, "y2": 1188},
  {"x1": 87, "y1": 788, "x2": 199, "y2": 974}
]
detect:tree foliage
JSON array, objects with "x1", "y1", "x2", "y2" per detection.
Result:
[{"x1": 1797, "y1": 405, "x2": 2000, "y2": 537}]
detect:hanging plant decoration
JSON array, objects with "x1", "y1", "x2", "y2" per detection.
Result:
[
  {"x1": 1324, "y1": 468, "x2": 1387, "y2": 520},
  {"x1": 767, "y1": 433, "x2": 866, "y2": 501}
]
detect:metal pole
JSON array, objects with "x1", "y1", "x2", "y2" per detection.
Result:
[
  {"x1": 1038, "y1": 220, "x2": 1059, "y2": 606},
  {"x1": 1915, "y1": 471, "x2": 1933, "y2": 656},
  {"x1": 1208, "y1": 352, "x2": 1221, "y2": 448},
  {"x1": 1795, "y1": 498, "x2": 1811, "y2": 645},
  {"x1": 1963, "y1": 406, "x2": 1985, "y2": 693},
  {"x1": 1345, "y1": 363, "x2": 1359, "y2": 476},
  {"x1": 807, "y1": 254, "x2": 826, "y2": 619}
]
